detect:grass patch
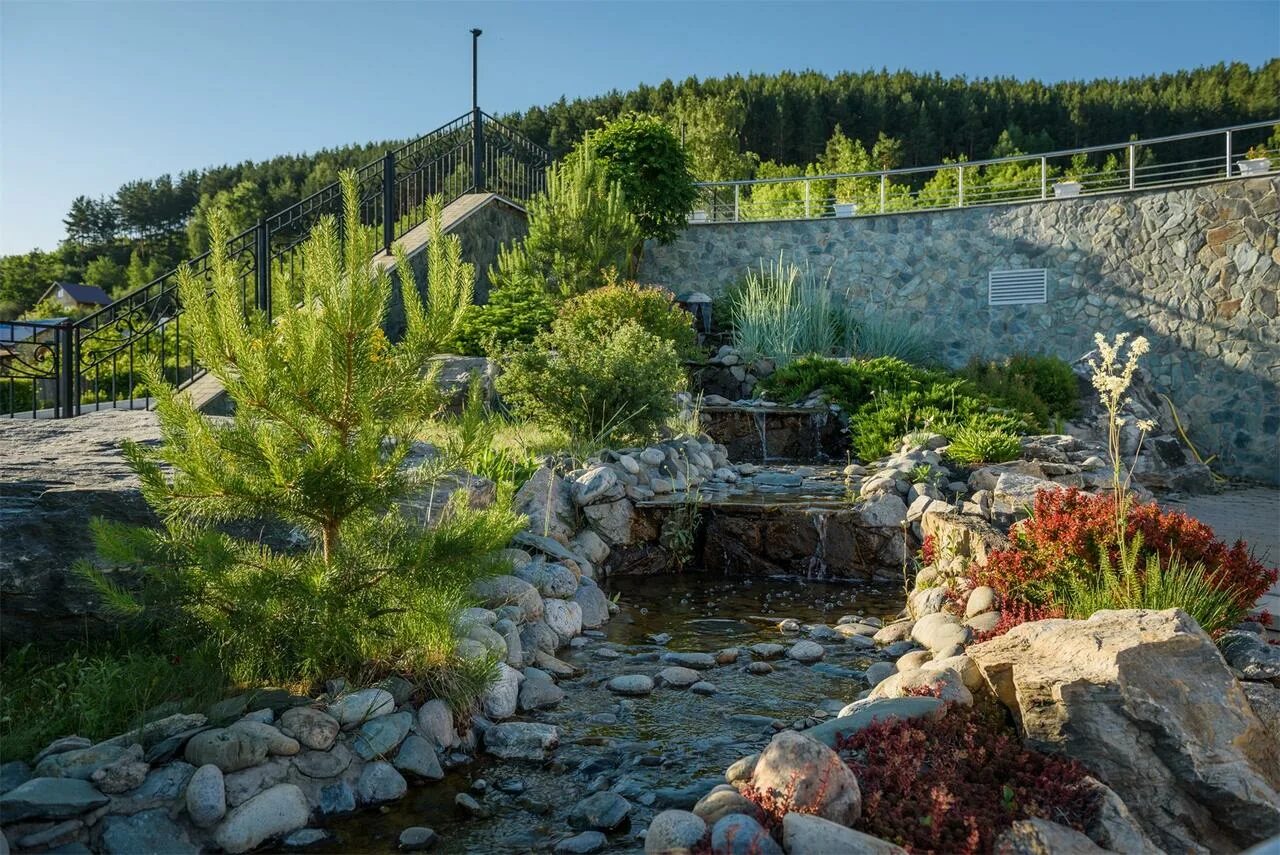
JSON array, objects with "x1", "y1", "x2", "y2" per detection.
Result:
[{"x1": 0, "y1": 643, "x2": 226, "y2": 761}]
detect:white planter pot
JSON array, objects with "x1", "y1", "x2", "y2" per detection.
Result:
[
  {"x1": 688, "y1": 210, "x2": 709, "y2": 224},
  {"x1": 1053, "y1": 181, "x2": 1082, "y2": 198},
  {"x1": 1237, "y1": 158, "x2": 1271, "y2": 177},
  {"x1": 833, "y1": 202, "x2": 856, "y2": 218}
]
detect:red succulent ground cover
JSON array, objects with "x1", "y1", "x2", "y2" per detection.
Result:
[
  {"x1": 834, "y1": 703, "x2": 1098, "y2": 854},
  {"x1": 974, "y1": 488, "x2": 1276, "y2": 636}
]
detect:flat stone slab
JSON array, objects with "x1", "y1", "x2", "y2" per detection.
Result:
[{"x1": 0, "y1": 777, "x2": 110, "y2": 823}]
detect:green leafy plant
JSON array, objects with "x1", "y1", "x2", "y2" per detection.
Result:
[
  {"x1": 731, "y1": 253, "x2": 837, "y2": 364},
  {"x1": 588, "y1": 112, "x2": 698, "y2": 258},
  {"x1": 78, "y1": 173, "x2": 523, "y2": 688},
  {"x1": 945, "y1": 417, "x2": 1024, "y2": 466},
  {"x1": 963, "y1": 353, "x2": 1081, "y2": 428},
  {"x1": 553, "y1": 275, "x2": 699, "y2": 361},
  {"x1": 496, "y1": 314, "x2": 686, "y2": 445},
  {"x1": 1055, "y1": 533, "x2": 1248, "y2": 635}
]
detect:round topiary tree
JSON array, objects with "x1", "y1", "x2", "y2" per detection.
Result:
[{"x1": 587, "y1": 113, "x2": 698, "y2": 269}]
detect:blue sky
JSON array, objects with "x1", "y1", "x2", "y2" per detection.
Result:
[{"x1": 1, "y1": 0, "x2": 1276, "y2": 255}]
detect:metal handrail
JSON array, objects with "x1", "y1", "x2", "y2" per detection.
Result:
[
  {"x1": 3, "y1": 108, "x2": 551, "y2": 419},
  {"x1": 696, "y1": 119, "x2": 1279, "y2": 187}
]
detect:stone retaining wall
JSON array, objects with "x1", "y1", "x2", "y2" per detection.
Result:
[{"x1": 642, "y1": 178, "x2": 1280, "y2": 482}]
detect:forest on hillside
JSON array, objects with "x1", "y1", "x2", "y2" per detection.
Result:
[{"x1": 2, "y1": 61, "x2": 1276, "y2": 319}]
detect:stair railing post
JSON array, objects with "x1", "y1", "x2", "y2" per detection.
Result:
[
  {"x1": 58, "y1": 320, "x2": 76, "y2": 418},
  {"x1": 255, "y1": 218, "x2": 271, "y2": 319},
  {"x1": 382, "y1": 152, "x2": 396, "y2": 252},
  {"x1": 472, "y1": 108, "x2": 485, "y2": 194}
]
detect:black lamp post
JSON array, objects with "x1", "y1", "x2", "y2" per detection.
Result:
[{"x1": 470, "y1": 28, "x2": 484, "y2": 192}]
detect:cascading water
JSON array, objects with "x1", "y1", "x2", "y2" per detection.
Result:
[{"x1": 805, "y1": 508, "x2": 830, "y2": 578}]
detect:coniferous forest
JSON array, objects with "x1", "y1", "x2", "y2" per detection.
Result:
[{"x1": 2, "y1": 61, "x2": 1276, "y2": 319}]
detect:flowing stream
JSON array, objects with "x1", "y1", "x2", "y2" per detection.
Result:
[{"x1": 318, "y1": 573, "x2": 905, "y2": 853}]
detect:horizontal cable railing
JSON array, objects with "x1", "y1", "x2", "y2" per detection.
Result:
[
  {"x1": 690, "y1": 120, "x2": 1279, "y2": 224},
  {"x1": 2, "y1": 109, "x2": 551, "y2": 420}
]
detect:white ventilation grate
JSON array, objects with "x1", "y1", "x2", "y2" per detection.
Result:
[{"x1": 988, "y1": 269, "x2": 1047, "y2": 306}]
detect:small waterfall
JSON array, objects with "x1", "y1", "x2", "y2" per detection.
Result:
[
  {"x1": 752, "y1": 409, "x2": 770, "y2": 463},
  {"x1": 805, "y1": 509, "x2": 830, "y2": 578}
]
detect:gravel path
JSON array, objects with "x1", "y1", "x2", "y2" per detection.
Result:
[{"x1": 1164, "y1": 486, "x2": 1280, "y2": 614}]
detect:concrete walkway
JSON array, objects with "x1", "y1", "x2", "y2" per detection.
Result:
[{"x1": 1164, "y1": 486, "x2": 1280, "y2": 616}]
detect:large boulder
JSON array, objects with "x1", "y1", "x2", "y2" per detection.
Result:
[
  {"x1": 514, "y1": 466, "x2": 577, "y2": 544},
  {"x1": 0, "y1": 410, "x2": 162, "y2": 647},
  {"x1": 969, "y1": 608, "x2": 1280, "y2": 853},
  {"x1": 748, "y1": 731, "x2": 861, "y2": 827}
]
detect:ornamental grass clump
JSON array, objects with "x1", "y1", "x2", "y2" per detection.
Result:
[
  {"x1": 80, "y1": 171, "x2": 523, "y2": 689},
  {"x1": 731, "y1": 253, "x2": 838, "y2": 364}
]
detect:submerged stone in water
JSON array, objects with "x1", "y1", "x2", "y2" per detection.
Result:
[
  {"x1": 607, "y1": 674, "x2": 654, "y2": 696},
  {"x1": 555, "y1": 830, "x2": 607, "y2": 854},
  {"x1": 568, "y1": 791, "x2": 632, "y2": 831},
  {"x1": 661, "y1": 651, "x2": 717, "y2": 670}
]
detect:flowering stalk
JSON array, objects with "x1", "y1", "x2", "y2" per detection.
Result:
[{"x1": 1086, "y1": 332, "x2": 1156, "y2": 545}]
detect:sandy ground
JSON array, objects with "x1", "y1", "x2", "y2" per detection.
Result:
[{"x1": 1164, "y1": 486, "x2": 1280, "y2": 616}]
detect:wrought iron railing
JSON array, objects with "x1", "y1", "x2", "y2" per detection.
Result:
[
  {"x1": 2, "y1": 109, "x2": 550, "y2": 419},
  {"x1": 689, "y1": 120, "x2": 1279, "y2": 223}
]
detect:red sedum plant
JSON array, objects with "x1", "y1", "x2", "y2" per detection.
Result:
[
  {"x1": 976, "y1": 487, "x2": 1276, "y2": 636},
  {"x1": 836, "y1": 703, "x2": 1098, "y2": 854}
]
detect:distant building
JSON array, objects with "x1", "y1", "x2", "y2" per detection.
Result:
[{"x1": 39, "y1": 282, "x2": 112, "y2": 311}]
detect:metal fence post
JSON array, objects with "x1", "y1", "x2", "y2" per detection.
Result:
[
  {"x1": 879, "y1": 173, "x2": 887, "y2": 213},
  {"x1": 382, "y1": 153, "x2": 396, "y2": 252},
  {"x1": 472, "y1": 107, "x2": 485, "y2": 193},
  {"x1": 58, "y1": 320, "x2": 75, "y2": 418},
  {"x1": 804, "y1": 180, "x2": 811, "y2": 218},
  {"x1": 957, "y1": 166, "x2": 965, "y2": 207},
  {"x1": 1225, "y1": 129, "x2": 1233, "y2": 178},
  {"x1": 255, "y1": 219, "x2": 271, "y2": 318},
  {"x1": 1040, "y1": 157, "x2": 1047, "y2": 199},
  {"x1": 1127, "y1": 145, "x2": 1136, "y2": 190}
]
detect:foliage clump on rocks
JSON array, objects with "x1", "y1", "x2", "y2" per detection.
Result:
[
  {"x1": 760, "y1": 355, "x2": 1035, "y2": 461},
  {"x1": 836, "y1": 703, "x2": 1099, "y2": 854},
  {"x1": 80, "y1": 172, "x2": 523, "y2": 689},
  {"x1": 976, "y1": 487, "x2": 1274, "y2": 636},
  {"x1": 976, "y1": 334, "x2": 1275, "y2": 637}
]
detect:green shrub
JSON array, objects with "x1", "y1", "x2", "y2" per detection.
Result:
[
  {"x1": 1008, "y1": 353, "x2": 1081, "y2": 419},
  {"x1": 761, "y1": 355, "x2": 1035, "y2": 461},
  {"x1": 758, "y1": 355, "x2": 865, "y2": 407},
  {"x1": 496, "y1": 320, "x2": 685, "y2": 445},
  {"x1": 452, "y1": 271, "x2": 557, "y2": 356},
  {"x1": 961, "y1": 353, "x2": 1081, "y2": 427},
  {"x1": 79, "y1": 174, "x2": 523, "y2": 688},
  {"x1": 731, "y1": 253, "x2": 837, "y2": 364},
  {"x1": 554, "y1": 276, "x2": 700, "y2": 361},
  {"x1": 945, "y1": 416, "x2": 1025, "y2": 466}
]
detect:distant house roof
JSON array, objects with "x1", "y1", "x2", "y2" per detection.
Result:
[{"x1": 39, "y1": 281, "x2": 112, "y2": 306}]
